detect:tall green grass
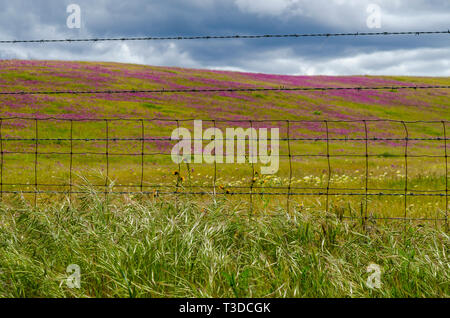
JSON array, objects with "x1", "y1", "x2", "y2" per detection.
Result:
[{"x1": 0, "y1": 191, "x2": 448, "y2": 298}]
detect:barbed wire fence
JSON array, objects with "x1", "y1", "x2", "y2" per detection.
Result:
[
  {"x1": 1, "y1": 30, "x2": 448, "y2": 43},
  {"x1": 0, "y1": 85, "x2": 449, "y2": 95},
  {"x1": 0, "y1": 30, "x2": 449, "y2": 228}
]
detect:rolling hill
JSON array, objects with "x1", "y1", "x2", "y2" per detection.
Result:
[{"x1": 1, "y1": 59, "x2": 449, "y2": 121}]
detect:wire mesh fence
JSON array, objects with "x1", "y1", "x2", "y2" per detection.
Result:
[{"x1": 0, "y1": 117, "x2": 447, "y2": 227}]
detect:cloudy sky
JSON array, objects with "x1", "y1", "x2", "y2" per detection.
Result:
[{"x1": 0, "y1": 0, "x2": 449, "y2": 75}]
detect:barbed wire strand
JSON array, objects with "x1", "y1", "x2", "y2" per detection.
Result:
[
  {"x1": 0, "y1": 117, "x2": 448, "y2": 123},
  {"x1": 1, "y1": 30, "x2": 449, "y2": 44},
  {"x1": 0, "y1": 85, "x2": 449, "y2": 96}
]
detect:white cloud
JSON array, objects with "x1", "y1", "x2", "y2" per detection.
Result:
[
  {"x1": 0, "y1": 40, "x2": 200, "y2": 69},
  {"x1": 213, "y1": 46, "x2": 450, "y2": 76},
  {"x1": 233, "y1": 0, "x2": 450, "y2": 30},
  {"x1": 234, "y1": 0, "x2": 300, "y2": 16},
  {"x1": 310, "y1": 47, "x2": 450, "y2": 76}
]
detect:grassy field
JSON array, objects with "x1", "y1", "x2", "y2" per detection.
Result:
[
  {"x1": 0, "y1": 61, "x2": 449, "y2": 218},
  {"x1": 0, "y1": 192, "x2": 448, "y2": 298},
  {"x1": 0, "y1": 60, "x2": 449, "y2": 297}
]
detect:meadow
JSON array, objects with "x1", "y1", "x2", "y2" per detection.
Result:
[
  {"x1": 0, "y1": 60, "x2": 448, "y2": 297},
  {"x1": 0, "y1": 193, "x2": 448, "y2": 298}
]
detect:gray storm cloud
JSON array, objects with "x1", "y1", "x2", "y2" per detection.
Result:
[{"x1": 0, "y1": 0, "x2": 448, "y2": 75}]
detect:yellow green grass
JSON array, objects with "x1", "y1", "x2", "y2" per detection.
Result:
[{"x1": 0, "y1": 193, "x2": 448, "y2": 297}]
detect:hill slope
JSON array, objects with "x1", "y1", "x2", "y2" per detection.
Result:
[{"x1": 1, "y1": 60, "x2": 449, "y2": 121}]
